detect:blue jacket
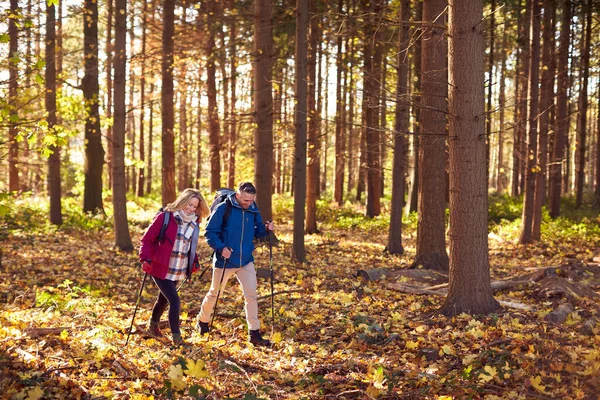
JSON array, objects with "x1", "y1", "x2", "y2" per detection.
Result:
[{"x1": 205, "y1": 193, "x2": 269, "y2": 268}]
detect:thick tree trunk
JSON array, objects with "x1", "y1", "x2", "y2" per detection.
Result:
[
  {"x1": 254, "y1": 0, "x2": 274, "y2": 220},
  {"x1": 519, "y1": 0, "x2": 541, "y2": 244},
  {"x1": 306, "y1": 1, "x2": 320, "y2": 234},
  {"x1": 549, "y1": 0, "x2": 570, "y2": 218},
  {"x1": 574, "y1": 0, "x2": 592, "y2": 208},
  {"x1": 387, "y1": 0, "x2": 410, "y2": 255},
  {"x1": 293, "y1": 0, "x2": 308, "y2": 262},
  {"x1": 82, "y1": 0, "x2": 105, "y2": 214},
  {"x1": 105, "y1": 0, "x2": 114, "y2": 189},
  {"x1": 346, "y1": 41, "x2": 356, "y2": 198},
  {"x1": 442, "y1": 0, "x2": 500, "y2": 316},
  {"x1": 486, "y1": 0, "x2": 495, "y2": 184},
  {"x1": 46, "y1": 1, "x2": 62, "y2": 225},
  {"x1": 178, "y1": 73, "x2": 189, "y2": 192},
  {"x1": 112, "y1": 0, "x2": 133, "y2": 250},
  {"x1": 8, "y1": 0, "x2": 20, "y2": 192},
  {"x1": 532, "y1": 0, "x2": 556, "y2": 239},
  {"x1": 412, "y1": 0, "x2": 449, "y2": 271},
  {"x1": 162, "y1": 0, "x2": 176, "y2": 204}
]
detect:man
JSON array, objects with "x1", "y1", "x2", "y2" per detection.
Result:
[{"x1": 195, "y1": 182, "x2": 274, "y2": 346}]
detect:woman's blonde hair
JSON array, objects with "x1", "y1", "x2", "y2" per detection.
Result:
[{"x1": 165, "y1": 188, "x2": 210, "y2": 219}]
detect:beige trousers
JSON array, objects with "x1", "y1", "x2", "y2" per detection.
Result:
[{"x1": 198, "y1": 261, "x2": 260, "y2": 331}]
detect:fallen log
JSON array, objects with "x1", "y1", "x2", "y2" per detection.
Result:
[
  {"x1": 544, "y1": 303, "x2": 574, "y2": 324},
  {"x1": 25, "y1": 326, "x2": 93, "y2": 338},
  {"x1": 357, "y1": 268, "x2": 447, "y2": 284}
]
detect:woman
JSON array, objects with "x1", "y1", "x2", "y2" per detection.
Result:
[{"x1": 139, "y1": 188, "x2": 210, "y2": 346}]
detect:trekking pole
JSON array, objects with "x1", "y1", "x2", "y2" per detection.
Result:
[
  {"x1": 210, "y1": 253, "x2": 229, "y2": 329},
  {"x1": 125, "y1": 272, "x2": 148, "y2": 346},
  {"x1": 269, "y1": 230, "x2": 275, "y2": 334}
]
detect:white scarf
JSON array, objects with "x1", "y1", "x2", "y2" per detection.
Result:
[{"x1": 175, "y1": 210, "x2": 197, "y2": 224}]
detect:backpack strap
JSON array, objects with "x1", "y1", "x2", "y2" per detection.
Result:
[
  {"x1": 221, "y1": 200, "x2": 232, "y2": 232},
  {"x1": 157, "y1": 211, "x2": 171, "y2": 244}
]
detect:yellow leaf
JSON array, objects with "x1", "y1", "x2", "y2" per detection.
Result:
[
  {"x1": 405, "y1": 340, "x2": 419, "y2": 350},
  {"x1": 184, "y1": 359, "x2": 208, "y2": 379},
  {"x1": 60, "y1": 329, "x2": 69, "y2": 340},
  {"x1": 338, "y1": 293, "x2": 353, "y2": 305},
  {"x1": 462, "y1": 354, "x2": 478, "y2": 366},
  {"x1": 26, "y1": 386, "x2": 44, "y2": 400},
  {"x1": 530, "y1": 375, "x2": 546, "y2": 393},
  {"x1": 442, "y1": 345, "x2": 455, "y2": 355},
  {"x1": 168, "y1": 364, "x2": 186, "y2": 390},
  {"x1": 478, "y1": 365, "x2": 497, "y2": 382},
  {"x1": 272, "y1": 332, "x2": 283, "y2": 344}
]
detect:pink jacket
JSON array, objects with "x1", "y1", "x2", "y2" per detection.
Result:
[{"x1": 139, "y1": 212, "x2": 200, "y2": 280}]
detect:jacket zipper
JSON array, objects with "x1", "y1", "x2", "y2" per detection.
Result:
[{"x1": 239, "y1": 210, "x2": 245, "y2": 267}]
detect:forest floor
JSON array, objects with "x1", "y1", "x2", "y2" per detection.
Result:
[{"x1": 1, "y1": 203, "x2": 600, "y2": 399}]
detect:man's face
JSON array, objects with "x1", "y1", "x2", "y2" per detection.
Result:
[{"x1": 236, "y1": 192, "x2": 256, "y2": 210}]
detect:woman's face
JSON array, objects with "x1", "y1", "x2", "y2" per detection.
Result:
[{"x1": 184, "y1": 197, "x2": 200, "y2": 215}]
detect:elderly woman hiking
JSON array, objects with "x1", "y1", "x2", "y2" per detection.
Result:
[{"x1": 139, "y1": 188, "x2": 210, "y2": 347}]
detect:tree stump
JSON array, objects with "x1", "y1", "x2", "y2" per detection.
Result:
[{"x1": 544, "y1": 303, "x2": 574, "y2": 324}]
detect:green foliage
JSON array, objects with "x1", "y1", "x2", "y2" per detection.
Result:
[{"x1": 488, "y1": 193, "x2": 522, "y2": 224}]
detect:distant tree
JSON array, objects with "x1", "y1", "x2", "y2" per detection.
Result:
[
  {"x1": 293, "y1": 0, "x2": 308, "y2": 262},
  {"x1": 137, "y1": 0, "x2": 149, "y2": 197},
  {"x1": 112, "y1": 0, "x2": 133, "y2": 250},
  {"x1": 387, "y1": 0, "x2": 410, "y2": 255},
  {"x1": 8, "y1": 0, "x2": 20, "y2": 192},
  {"x1": 254, "y1": 0, "x2": 274, "y2": 220},
  {"x1": 46, "y1": 0, "x2": 62, "y2": 225},
  {"x1": 204, "y1": 0, "x2": 221, "y2": 192},
  {"x1": 162, "y1": 0, "x2": 176, "y2": 204},
  {"x1": 334, "y1": 0, "x2": 345, "y2": 206},
  {"x1": 412, "y1": 0, "x2": 449, "y2": 271},
  {"x1": 82, "y1": 0, "x2": 105, "y2": 214},
  {"x1": 441, "y1": 0, "x2": 500, "y2": 316},
  {"x1": 105, "y1": 0, "x2": 114, "y2": 189}
]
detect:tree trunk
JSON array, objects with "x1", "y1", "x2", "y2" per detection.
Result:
[
  {"x1": 441, "y1": 0, "x2": 500, "y2": 316},
  {"x1": 574, "y1": 0, "x2": 592, "y2": 208},
  {"x1": 195, "y1": 76, "x2": 203, "y2": 189},
  {"x1": 532, "y1": 0, "x2": 556, "y2": 239},
  {"x1": 486, "y1": 0, "x2": 495, "y2": 185},
  {"x1": 519, "y1": 0, "x2": 541, "y2": 244},
  {"x1": 412, "y1": 0, "x2": 449, "y2": 271},
  {"x1": 105, "y1": 0, "x2": 114, "y2": 189},
  {"x1": 596, "y1": 83, "x2": 600, "y2": 203},
  {"x1": 46, "y1": 1, "x2": 62, "y2": 225},
  {"x1": 178, "y1": 71, "x2": 189, "y2": 192},
  {"x1": 147, "y1": 82, "x2": 155, "y2": 194},
  {"x1": 162, "y1": 0, "x2": 176, "y2": 204},
  {"x1": 334, "y1": 0, "x2": 345, "y2": 206},
  {"x1": 346, "y1": 40, "x2": 357, "y2": 198},
  {"x1": 254, "y1": 0, "x2": 274, "y2": 220},
  {"x1": 496, "y1": 14, "x2": 508, "y2": 194},
  {"x1": 127, "y1": 18, "x2": 136, "y2": 195},
  {"x1": 8, "y1": 0, "x2": 20, "y2": 192},
  {"x1": 137, "y1": 0, "x2": 148, "y2": 197},
  {"x1": 112, "y1": 0, "x2": 132, "y2": 250},
  {"x1": 549, "y1": 0, "x2": 570, "y2": 218},
  {"x1": 227, "y1": 4, "x2": 237, "y2": 189},
  {"x1": 306, "y1": 1, "x2": 320, "y2": 234},
  {"x1": 387, "y1": 0, "x2": 410, "y2": 255},
  {"x1": 293, "y1": 0, "x2": 308, "y2": 262},
  {"x1": 82, "y1": 0, "x2": 105, "y2": 214}
]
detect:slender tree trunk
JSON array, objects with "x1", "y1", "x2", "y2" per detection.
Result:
[
  {"x1": 486, "y1": 0, "x2": 495, "y2": 183},
  {"x1": 178, "y1": 70, "x2": 189, "y2": 192},
  {"x1": 412, "y1": 0, "x2": 449, "y2": 271},
  {"x1": 113, "y1": 0, "x2": 132, "y2": 249},
  {"x1": 254, "y1": 0, "x2": 274, "y2": 220},
  {"x1": 321, "y1": 51, "x2": 329, "y2": 195},
  {"x1": 147, "y1": 83, "x2": 155, "y2": 194},
  {"x1": 83, "y1": 0, "x2": 105, "y2": 213},
  {"x1": 106, "y1": 0, "x2": 114, "y2": 189},
  {"x1": 306, "y1": 1, "x2": 320, "y2": 234},
  {"x1": 227, "y1": 3, "x2": 237, "y2": 189},
  {"x1": 380, "y1": 54, "x2": 387, "y2": 198},
  {"x1": 8, "y1": 0, "x2": 20, "y2": 192},
  {"x1": 196, "y1": 75, "x2": 203, "y2": 189},
  {"x1": 574, "y1": 0, "x2": 592, "y2": 208},
  {"x1": 496, "y1": 16, "x2": 508, "y2": 194},
  {"x1": 442, "y1": 0, "x2": 500, "y2": 316},
  {"x1": 519, "y1": 0, "x2": 541, "y2": 244},
  {"x1": 137, "y1": 0, "x2": 148, "y2": 197},
  {"x1": 46, "y1": 2, "x2": 62, "y2": 225},
  {"x1": 532, "y1": 0, "x2": 556, "y2": 239},
  {"x1": 293, "y1": 0, "x2": 308, "y2": 262},
  {"x1": 595, "y1": 82, "x2": 600, "y2": 203},
  {"x1": 162, "y1": 0, "x2": 176, "y2": 204},
  {"x1": 334, "y1": 0, "x2": 345, "y2": 205},
  {"x1": 127, "y1": 18, "x2": 136, "y2": 194},
  {"x1": 387, "y1": 0, "x2": 410, "y2": 255},
  {"x1": 346, "y1": 41, "x2": 356, "y2": 198}
]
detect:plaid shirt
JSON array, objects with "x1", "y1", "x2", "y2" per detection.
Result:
[{"x1": 165, "y1": 212, "x2": 197, "y2": 281}]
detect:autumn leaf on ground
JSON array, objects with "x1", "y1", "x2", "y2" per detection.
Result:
[{"x1": 184, "y1": 359, "x2": 209, "y2": 379}]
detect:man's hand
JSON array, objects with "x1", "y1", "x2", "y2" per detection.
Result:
[
  {"x1": 265, "y1": 220, "x2": 275, "y2": 232},
  {"x1": 221, "y1": 247, "x2": 232, "y2": 259}
]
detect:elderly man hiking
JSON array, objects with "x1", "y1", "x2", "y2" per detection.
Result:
[{"x1": 195, "y1": 182, "x2": 275, "y2": 346}]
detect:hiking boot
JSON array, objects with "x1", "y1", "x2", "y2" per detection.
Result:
[
  {"x1": 147, "y1": 320, "x2": 163, "y2": 339},
  {"x1": 249, "y1": 330, "x2": 271, "y2": 347},
  {"x1": 172, "y1": 333, "x2": 187, "y2": 348},
  {"x1": 195, "y1": 320, "x2": 210, "y2": 335}
]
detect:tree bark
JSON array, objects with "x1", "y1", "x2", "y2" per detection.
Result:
[
  {"x1": 293, "y1": 0, "x2": 308, "y2": 262},
  {"x1": 306, "y1": 1, "x2": 320, "y2": 234},
  {"x1": 441, "y1": 0, "x2": 500, "y2": 316},
  {"x1": 496, "y1": 12, "x2": 508, "y2": 194},
  {"x1": 486, "y1": 0, "x2": 495, "y2": 184},
  {"x1": 147, "y1": 82, "x2": 155, "y2": 194},
  {"x1": 105, "y1": 0, "x2": 114, "y2": 190},
  {"x1": 519, "y1": 0, "x2": 541, "y2": 244},
  {"x1": 83, "y1": 0, "x2": 105, "y2": 214},
  {"x1": 334, "y1": 0, "x2": 345, "y2": 206},
  {"x1": 8, "y1": 0, "x2": 20, "y2": 192},
  {"x1": 46, "y1": 1, "x2": 62, "y2": 225},
  {"x1": 112, "y1": 0, "x2": 133, "y2": 250},
  {"x1": 162, "y1": 0, "x2": 176, "y2": 204},
  {"x1": 137, "y1": 0, "x2": 148, "y2": 197},
  {"x1": 412, "y1": 0, "x2": 449, "y2": 271},
  {"x1": 549, "y1": 0, "x2": 570, "y2": 218},
  {"x1": 227, "y1": 2, "x2": 237, "y2": 189},
  {"x1": 387, "y1": 0, "x2": 410, "y2": 255},
  {"x1": 574, "y1": 0, "x2": 592, "y2": 208},
  {"x1": 254, "y1": 0, "x2": 274, "y2": 220}
]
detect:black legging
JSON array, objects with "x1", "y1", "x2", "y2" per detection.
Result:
[{"x1": 151, "y1": 277, "x2": 181, "y2": 334}]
